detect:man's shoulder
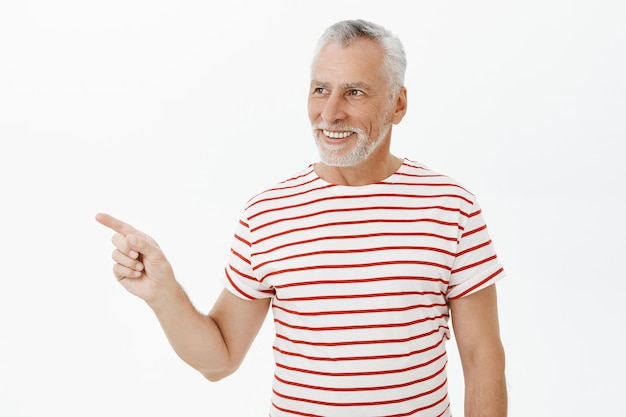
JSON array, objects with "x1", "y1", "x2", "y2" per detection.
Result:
[
  {"x1": 243, "y1": 164, "x2": 320, "y2": 209},
  {"x1": 399, "y1": 159, "x2": 472, "y2": 190}
]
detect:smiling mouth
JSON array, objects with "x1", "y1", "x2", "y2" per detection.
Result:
[{"x1": 323, "y1": 130, "x2": 354, "y2": 139}]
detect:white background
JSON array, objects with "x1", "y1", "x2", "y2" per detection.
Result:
[{"x1": 1, "y1": 1, "x2": 624, "y2": 416}]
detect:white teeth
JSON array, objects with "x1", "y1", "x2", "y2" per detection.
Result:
[{"x1": 323, "y1": 130, "x2": 353, "y2": 139}]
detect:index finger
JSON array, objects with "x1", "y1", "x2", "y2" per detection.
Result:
[{"x1": 95, "y1": 212, "x2": 138, "y2": 236}]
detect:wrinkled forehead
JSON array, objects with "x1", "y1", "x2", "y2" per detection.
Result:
[{"x1": 311, "y1": 38, "x2": 387, "y2": 83}]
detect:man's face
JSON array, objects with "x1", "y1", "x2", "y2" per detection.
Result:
[{"x1": 308, "y1": 37, "x2": 398, "y2": 167}]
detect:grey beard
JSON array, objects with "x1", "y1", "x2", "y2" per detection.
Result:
[{"x1": 313, "y1": 123, "x2": 391, "y2": 167}]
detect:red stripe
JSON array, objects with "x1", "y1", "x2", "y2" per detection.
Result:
[
  {"x1": 228, "y1": 264, "x2": 257, "y2": 282},
  {"x1": 253, "y1": 245, "x2": 456, "y2": 271},
  {"x1": 461, "y1": 223, "x2": 486, "y2": 238},
  {"x1": 272, "y1": 302, "x2": 448, "y2": 317},
  {"x1": 275, "y1": 326, "x2": 448, "y2": 347},
  {"x1": 249, "y1": 193, "x2": 473, "y2": 222},
  {"x1": 246, "y1": 178, "x2": 329, "y2": 210},
  {"x1": 224, "y1": 268, "x2": 255, "y2": 300},
  {"x1": 274, "y1": 290, "x2": 446, "y2": 303},
  {"x1": 249, "y1": 182, "x2": 335, "y2": 210},
  {"x1": 252, "y1": 204, "x2": 464, "y2": 233},
  {"x1": 275, "y1": 351, "x2": 447, "y2": 377},
  {"x1": 247, "y1": 182, "x2": 333, "y2": 211},
  {"x1": 244, "y1": 166, "x2": 317, "y2": 201},
  {"x1": 270, "y1": 400, "x2": 451, "y2": 417},
  {"x1": 252, "y1": 218, "x2": 460, "y2": 243},
  {"x1": 272, "y1": 334, "x2": 449, "y2": 362},
  {"x1": 252, "y1": 231, "x2": 458, "y2": 257},
  {"x1": 451, "y1": 254, "x2": 498, "y2": 274},
  {"x1": 380, "y1": 180, "x2": 469, "y2": 191},
  {"x1": 468, "y1": 208, "x2": 482, "y2": 218},
  {"x1": 271, "y1": 402, "x2": 322, "y2": 417},
  {"x1": 451, "y1": 267, "x2": 504, "y2": 299},
  {"x1": 261, "y1": 260, "x2": 451, "y2": 283},
  {"x1": 233, "y1": 232, "x2": 250, "y2": 247},
  {"x1": 387, "y1": 399, "x2": 450, "y2": 417},
  {"x1": 274, "y1": 362, "x2": 446, "y2": 392},
  {"x1": 230, "y1": 248, "x2": 250, "y2": 265},
  {"x1": 274, "y1": 313, "x2": 448, "y2": 332},
  {"x1": 455, "y1": 240, "x2": 491, "y2": 257},
  {"x1": 272, "y1": 379, "x2": 448, "y2": 408},
  {"x1": 384, "y1": 180, "x2": 464, "y2": 187},
  {"x1": 274, "y1": 275, "x2": 448, "y2": 290}
]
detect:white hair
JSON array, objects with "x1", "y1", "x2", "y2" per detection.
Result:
[{"x1": 312, "y1": 19, "x2": 407, "y2": 95}]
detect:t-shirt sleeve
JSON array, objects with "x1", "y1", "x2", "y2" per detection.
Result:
[
  {"x1": 446, "y1": 195, "x2": 505, "y2": 299},
  {"x1": 220, "y1": 211, "x2": 275, "y2": 300}
]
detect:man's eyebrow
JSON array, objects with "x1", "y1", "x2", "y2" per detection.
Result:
[
  {"x1": 341, "y1": 82, "x2": 370, "y2": 90},
  {"x1": 310, "y1": 80, "x2": 330, "y2": 89},
  {"x1": 309, "y1": 80, "x2": 371, "y2": 90}
]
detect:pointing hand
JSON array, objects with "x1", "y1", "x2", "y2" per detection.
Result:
[{"x1": 96, "y1": 213, "x2": 177, "y2": 307}]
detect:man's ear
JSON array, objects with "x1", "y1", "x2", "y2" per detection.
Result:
[{"x1": 392, "y1": 87, "x2": 408, "y2": 125}]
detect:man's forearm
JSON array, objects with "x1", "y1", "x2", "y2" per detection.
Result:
[
  {"x1": 148, "y1": 282, "x2": 232, "y2": 381},
  {"x1": 463, "y1": 351, "x2": 507, "y2": 417}
]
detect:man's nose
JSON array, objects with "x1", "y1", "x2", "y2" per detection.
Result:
[{"x1": 321, "y1": 93, "x2": 346, "y2": 124}]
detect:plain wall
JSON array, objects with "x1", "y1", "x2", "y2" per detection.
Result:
[{"x1": 1, "y1": 1, "x2": 624, "y2": 415}]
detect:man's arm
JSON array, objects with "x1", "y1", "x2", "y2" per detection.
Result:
[
  {"x1": 95, "y1": 213, "x2": 270, "y2": 381},
  {"x1": 449, "y1": 284, "x2": 507, "y2": 417},
  {"x1": 151, "y1": 286, "x2": 270, "y2": 381}
]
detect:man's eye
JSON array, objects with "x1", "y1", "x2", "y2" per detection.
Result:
[
  {"x1": 313, "y1": 87, "x2": 326, "y2": 94},
  {"x1": 349, "y1": 89, "x2": 363, "y2": 97}
]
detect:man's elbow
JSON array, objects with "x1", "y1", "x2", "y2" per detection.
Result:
[
  {"x1": 478, "y1": 342, "x2": 506, "y2": 373},
  {"x1": 200, "y1": 363, "x2": 240, "y2": 382}
]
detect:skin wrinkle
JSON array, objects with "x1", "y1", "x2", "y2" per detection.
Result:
[
  {"x1": 307, "y1": 35, "x2": 408, "y2": 187},
  {"x1": 309, "y1": 40, "x2": 398, "y2": 170}
]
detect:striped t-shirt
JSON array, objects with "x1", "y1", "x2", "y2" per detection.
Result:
[{"x1": 222, "y1": 159, "x2": 505, "y2": 417}]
